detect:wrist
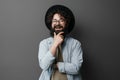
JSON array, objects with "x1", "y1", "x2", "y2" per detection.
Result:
[
  {"x1": 50, "y1": 43, "x2": 58, "y2": 56},
  {"x1": 52, "y1": 42, "x2": 59, "y2": 48}
]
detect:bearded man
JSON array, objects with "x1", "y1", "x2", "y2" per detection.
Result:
[{"x1": 38, "y1": 5, "x2": 83, "y2": 80}]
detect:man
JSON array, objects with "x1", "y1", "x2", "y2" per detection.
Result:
[{"x1": 38, "y1": 5, "x2": 83, "y2": 80}]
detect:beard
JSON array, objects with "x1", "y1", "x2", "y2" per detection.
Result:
[{"x1": 50, "y1": 25, "x2": 68, "y2": 37}]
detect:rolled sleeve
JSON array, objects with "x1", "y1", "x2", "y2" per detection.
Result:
[
  {"x1": 39, "y1": 51, "x2": 55, "y2": 70},
  {"x1": 38, "y1": 39, "x2": 55, "y2": 70}
]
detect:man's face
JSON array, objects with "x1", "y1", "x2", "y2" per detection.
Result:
[{"x1": 51, "y1": 13, "x2": 66, "y2": 34}]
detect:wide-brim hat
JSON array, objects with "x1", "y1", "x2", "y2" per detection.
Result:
[{"x1": 45, "y1": 5, "x2": 75, "y2": 33}]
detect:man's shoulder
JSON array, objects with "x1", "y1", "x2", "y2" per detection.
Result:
[
  {"x1": 40, "y1": 37, "x2": 53, "y2": 44},
  {"x1": 66, "y1": 36, "x2": 81, "y2": 45},
  {"x1": 66, "y1": 36, "x2": 81, "y2": 42},
  {"x1": 41, "y1": 37, "x2": 52, "y2": 41}
]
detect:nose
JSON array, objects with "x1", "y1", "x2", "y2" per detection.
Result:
[{"x1": 56, "y1": 21, "x2": 60, "y2": 25}]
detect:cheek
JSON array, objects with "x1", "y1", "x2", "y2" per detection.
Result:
[
  {"x1": 51, "y1": 23, "x2": 54, "y2": 28},
  {"x1": 62, "y1": 23, "x2": 66, "y2": 28}
]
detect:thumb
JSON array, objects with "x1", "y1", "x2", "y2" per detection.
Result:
[{"x1": 54, "y1": 32, "x2": 56, "y2": 36}]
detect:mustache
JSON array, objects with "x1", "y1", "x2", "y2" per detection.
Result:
[{"x1": 54, "y1": 25, "x2": 63, "y2": 29}]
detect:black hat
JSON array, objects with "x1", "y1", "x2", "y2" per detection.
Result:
[{"x1": 45, "y1": 5, "x2": 75, "y2": 33}]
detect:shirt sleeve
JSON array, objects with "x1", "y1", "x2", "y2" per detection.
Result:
[
  {"x1": 38, "y1": 40, "x2": 55, "y2": 70},
  {"x1": 57, "y1": 41, "x2": 83, "y2": 75}
]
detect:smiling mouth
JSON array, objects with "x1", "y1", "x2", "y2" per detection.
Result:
[
  {"x1": 54, "y1": 25, "x2": 63, "y2": 31},
  {"x1": 55, "y1": 28, "x2": 63, "y2": 31}
]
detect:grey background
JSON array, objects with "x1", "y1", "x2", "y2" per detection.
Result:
[{"x1": 0, "y1": 0, "x2": 120, "y2": 80}]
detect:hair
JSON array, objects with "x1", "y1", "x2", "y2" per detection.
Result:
[{"x1": 45, "y1": 5, "x2": 75, "y2": 34}]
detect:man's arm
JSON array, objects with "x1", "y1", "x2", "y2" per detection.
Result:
[
  {"x1": 38, "y1": 32, "x2": 64, "y2": 70},
  {"x1": 38, "y1": 40, "x2": 55, "y2": 70},
  {"x1": 57, "y1": 42, "x2": 83, "y2": 75}
]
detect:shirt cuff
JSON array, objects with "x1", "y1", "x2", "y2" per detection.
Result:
[{"x1": 57, "y1": 62, "x2": 65, "y2": 73}]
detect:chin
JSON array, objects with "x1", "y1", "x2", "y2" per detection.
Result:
[{"x1": 55, "y1": 30, "x2": 63, "y2": 34}]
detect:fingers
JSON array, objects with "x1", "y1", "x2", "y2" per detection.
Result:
[
  {"x1": 60, "y1": 35, "x2": 64, "y2": 39},
  {"x1": 54, "y1": 32, "x2": 64, "y2": 36},
  {"x1": 58, "y1": 32, "x2": 64, "y2": 39},
  {"x1": 54, "y1": 31, "x2": 64, "y2": 39},
  {"x1": 53, "y1": 32, "x2": 64, "y2": 46}
]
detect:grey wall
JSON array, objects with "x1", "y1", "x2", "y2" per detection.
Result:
[{"x1": 0, "y1": 0, "x2": 120, "y2": 80}]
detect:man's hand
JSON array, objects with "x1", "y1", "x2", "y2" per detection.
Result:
[
  {"x1": 53, "y1": 32, "x2": 64, "y2": 47},
  {"x1": 50, "y1": 32, "x2": 64, "y2": 56}
]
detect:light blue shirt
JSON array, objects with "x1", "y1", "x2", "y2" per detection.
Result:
[{"x1": 38, "y1": 36, "x2": 83, "y2": 80}]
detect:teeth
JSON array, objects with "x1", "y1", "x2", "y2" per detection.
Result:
[
  {"x1": 55, "y1": 28, "x2": 62, "y2": 30},
  {"x1": 56, "y1": 28, "x2": 62, "y2": 29}
]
